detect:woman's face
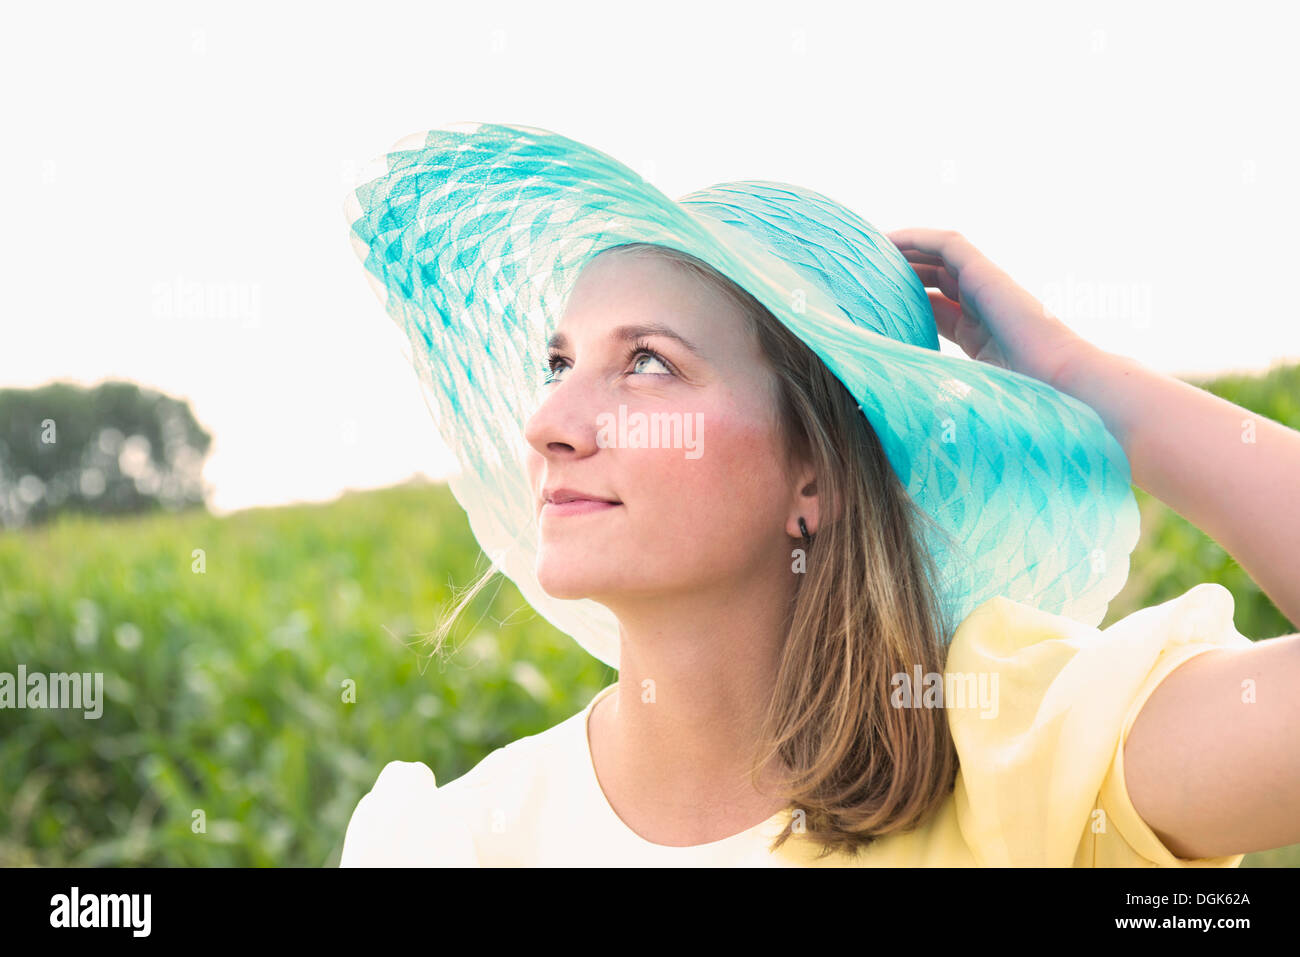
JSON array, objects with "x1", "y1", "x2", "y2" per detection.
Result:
[{"x1": 523, "y1": 250, "x2": 803, "y2": 607}]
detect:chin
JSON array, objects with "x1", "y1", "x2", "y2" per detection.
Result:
[{"x1": 535, "y1": 562, "x2": 605, "y2": 601}]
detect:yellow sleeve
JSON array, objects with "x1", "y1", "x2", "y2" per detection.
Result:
[
  {"x1": 339, "y1": 760, "x2": 479, "y2": 867},
  {"x1": 943, "y1": 583, "x2": 1255, "y2": 867}
]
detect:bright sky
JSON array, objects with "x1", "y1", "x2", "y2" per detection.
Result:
[{"x1": 3, "y1": 1, "x2": 1296, "y2": 514}]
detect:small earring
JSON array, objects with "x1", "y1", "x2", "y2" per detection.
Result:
[{"x1": 798, "y1": 516, "x2": 812, "y2": 547}]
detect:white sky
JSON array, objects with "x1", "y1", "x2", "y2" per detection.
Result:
[{"x1": 2, "y1": 1, "x2": 1296, "y2": 514}]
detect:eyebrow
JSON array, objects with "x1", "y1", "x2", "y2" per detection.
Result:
[{"x1": 546, "y1": 322, "x2": 704, "y2": 359}]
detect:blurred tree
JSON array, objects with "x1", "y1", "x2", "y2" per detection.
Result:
[{"x1": 0, "y1": 380, "x2": 211, "y2": 530}]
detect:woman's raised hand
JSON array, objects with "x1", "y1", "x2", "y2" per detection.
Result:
[{"x1": 886, "y1": 227, "x2": 1092, "y2": 389}]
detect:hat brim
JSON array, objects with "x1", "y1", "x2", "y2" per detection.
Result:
[{"x1": 344, "y1": 122, "x2": 1139, "y2": 670}]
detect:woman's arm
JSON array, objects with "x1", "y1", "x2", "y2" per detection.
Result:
[
  {"x1": 1052, "y1": 343, "x2": 1300, "y2": 627},
  {"x1": 888, "y1": 227, "x2": 1300, "y2": 857},
  {"x1": 1050, "y1": 347, "x2": 1300, "y2": 859},
  {"x1": 1121, "y1": 636, "x2": 1300, "y2": 858}
]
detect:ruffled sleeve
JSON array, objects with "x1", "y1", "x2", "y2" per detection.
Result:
[
  {"x1": 944, "y1": 582, "x2": 1256, "y2": 867},
  {"x1": 339, "y1": 760, "x2": 479, "y2": 867}
]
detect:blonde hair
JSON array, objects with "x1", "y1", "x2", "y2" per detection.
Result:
[{"x1": 431, "y1": 240, "x2": 961, "y2": 861}]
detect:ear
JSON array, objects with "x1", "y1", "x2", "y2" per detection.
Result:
[{"x1": 786, "y1": 462, "x2": 819, "y2": 540}]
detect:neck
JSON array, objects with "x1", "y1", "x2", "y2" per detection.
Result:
[{"x1": 589, "y1": 568, "x2": 797, "y2": 841}]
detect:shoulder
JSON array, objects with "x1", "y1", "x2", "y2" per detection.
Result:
[
  {"x1": 340, "y1": 707, "x2": 588, "y2": 867},
  {"x1": 437, "y1": 709, "x2": 587, "y2": 835},
  {"x1": 439, "y1": 718, "x2": 570, "y2": 800},
  {"x1": 947, "y1": 582, "x2": 1247, "y2": 674},
  {"x1": 339, "y1": 759, "x2": 475, "y2": 866},
  {"x1": 943, "y1": 583, "x2": 1254, "y2": 866}
]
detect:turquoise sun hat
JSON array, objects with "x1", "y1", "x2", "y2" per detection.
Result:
[{"x1": 342, "y1": 121, "x2": 1139, "y2": 671}]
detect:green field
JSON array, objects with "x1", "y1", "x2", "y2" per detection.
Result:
[
  {"x1": 1, "y1": 471, "x2": 1296, "y2": 866},
  {"x1": 0, "y1": 479, "x2": 614, "y2": 866}
]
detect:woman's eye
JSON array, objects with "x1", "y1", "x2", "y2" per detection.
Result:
[
  {"x1": 629, "y1": 349, "x2": 672, "y2": 375},
  {"x1": 541, "y1": 347, "x2": 673, "y2": 385},
  {"x1": 542, "y1": 356, "x2": 565, "y2": 385}
]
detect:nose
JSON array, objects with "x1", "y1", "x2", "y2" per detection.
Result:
[{"x1": 523, "y1": 371, "x2": 607, "y2": 463}]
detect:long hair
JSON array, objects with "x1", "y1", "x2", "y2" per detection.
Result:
[{"x1": 430, "y1": 240, "x2": 961, "y2": 861}]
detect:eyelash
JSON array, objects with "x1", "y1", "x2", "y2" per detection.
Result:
[{"x1": 542, "y1": 338, "x2": 675, "y2": 384}]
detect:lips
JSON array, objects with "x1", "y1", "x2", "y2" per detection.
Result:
[
  {"x1": 543, "y1": 487, "x2": 621, "y2": 506},
  {"x1": 540, "y1": 486, "x2": 622, "y2": 519},
  {"x1": 542, "y1": 498, "x2": 620, "y2": 517}
]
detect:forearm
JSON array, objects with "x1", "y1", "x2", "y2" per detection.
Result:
[{"x1": 1051, "y1": 344, "x2": 1300, "y2": 628}]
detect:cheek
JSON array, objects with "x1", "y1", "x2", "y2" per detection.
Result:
[{"x1": 632, "y1": 400, "x2": 787, "y2": 523}]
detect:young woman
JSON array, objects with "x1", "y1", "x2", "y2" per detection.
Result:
[{"x1": 339, "y1": 123, "x2": 1299, "y2": 867}]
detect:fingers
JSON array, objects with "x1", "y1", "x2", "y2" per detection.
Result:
[
  {"x1": 892, "y1": 246, "x2": 946, "y2": 267},
  {"x1": 904, "y1": 261, "x2": 960, "y2": 302},
  {"x1": 927, "y1": 289, "x2": 996, "y2": 363},
  {"x1": 885, "y1": 228, "x2": 979, "y2": 273},
  {"x1": 926, "y1": 289, "x2": 964, "y2": 344},
  {"x1": 886, "y1": 227, "x2": 957, "y2": 253}
]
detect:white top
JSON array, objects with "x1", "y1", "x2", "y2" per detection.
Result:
[
  {"x1": 339, "y1": 583, "x2": 1255, "y2": 867},
  {"x1": 340, "y1": 681, "x2": 804, "y2": 866}
]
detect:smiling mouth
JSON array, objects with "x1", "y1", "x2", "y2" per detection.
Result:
[{"x1": 541, "y1": 499, "x2": 622, "y2": 517}]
